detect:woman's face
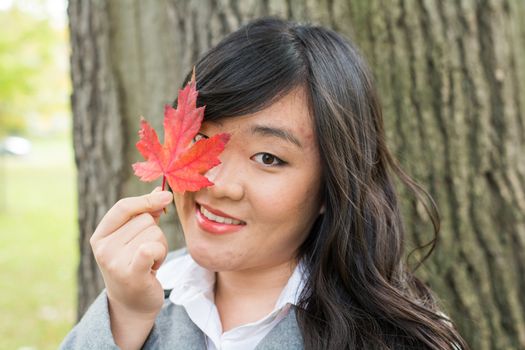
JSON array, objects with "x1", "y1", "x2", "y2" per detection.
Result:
[{"x1": 174, "y1": 87, "x2": 324, "y2": 272}]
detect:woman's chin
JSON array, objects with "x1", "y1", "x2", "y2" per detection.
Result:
[{"x1": 186, "y1": 242, "x2": 238, "y2": 272}]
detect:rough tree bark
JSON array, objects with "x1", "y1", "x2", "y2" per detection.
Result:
[{"x1": 68, "y1": 1, "x2": 525, "y2": 348}]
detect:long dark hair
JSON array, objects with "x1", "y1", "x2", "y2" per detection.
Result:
[{"x1": 177, "y1": 17, "x2": 469, "y2": 350}]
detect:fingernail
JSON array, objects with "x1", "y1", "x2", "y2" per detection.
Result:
[
  {"x1": 157, "y1": 191, "x2": 172, "y2": 202},
  {"x1": 151, "y1": 186, "x2": 162, "y2": 193}
]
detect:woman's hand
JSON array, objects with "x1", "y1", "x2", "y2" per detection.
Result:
[{"x1": 89, "y1": 188, "x2": 173, "y2": 350}]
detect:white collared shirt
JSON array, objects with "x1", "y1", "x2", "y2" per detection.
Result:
[{"x1": 156, "y1": 253, "x2": 306, "y2": 350}]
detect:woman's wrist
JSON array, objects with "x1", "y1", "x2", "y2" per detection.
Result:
[{"x1": 108, "y1": 296, "x2": 158, "y2": 350}]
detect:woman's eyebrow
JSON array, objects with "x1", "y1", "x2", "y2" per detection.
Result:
[{"x1": 250, "y1": 124, "x2": 303, "y2": 148}]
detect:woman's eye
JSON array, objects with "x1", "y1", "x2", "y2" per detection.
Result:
[
  {"x1": 252, "y1": 153, "x2": 286, "y2": 167},
  {"x1": 193, "y1": 133, "x2": 208, "y2": 143}
]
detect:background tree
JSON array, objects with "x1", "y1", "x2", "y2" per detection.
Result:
[{"x1": 68, "y1": 1, "x2": 525, "y2": 349}]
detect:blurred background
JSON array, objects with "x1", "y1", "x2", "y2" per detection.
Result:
[
  {"x1": 1, "y1": 0, "x2": 525, "y2": 349},
  {"x1": 0, "y1": 0, "x2": 76, "y2": 349}
]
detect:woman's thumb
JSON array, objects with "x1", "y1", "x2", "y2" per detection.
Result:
[
  {"x1": 150, "y1": 186, "x2": 169, "y2": 221},
  {"x1": 151, "y1": 186, "x2": 162, "y2": 194}
]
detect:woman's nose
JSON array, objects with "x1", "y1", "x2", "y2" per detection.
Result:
[{"x1": 203, "y1": 159, "x2": 244, "y2": 201}]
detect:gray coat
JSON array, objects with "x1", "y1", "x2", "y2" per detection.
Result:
[{"x1": 59, "y1": 250, "x2": 304, "y2": 350}]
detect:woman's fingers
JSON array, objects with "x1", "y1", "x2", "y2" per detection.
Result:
[
  {"x1": 149, "y1": 186, "x2": 166, "y2": 224},
  {"x1": 91, "y1": 190, "x2": 172, "y2": 242},
  {"x1": 151, "y1": 208, "x2": 164, "y2": 225},
  {"x1": 130, "y1": 241, "x2": 167, "y2": 274},
  {"x1": 107, "y1": 212, "x2": 157, "y2": 246},
  {"x1": 123, "y1": 225, "x2": 168, "y2": 259},
  {"x1": 94, "y1": 220, "x2": 167, "y2": 287}
]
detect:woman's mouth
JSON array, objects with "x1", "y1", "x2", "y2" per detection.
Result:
[
  {"x1": 199, "y1": 204, "x2": 244, "y2": 224},
  {"x1": 195, "y1": 203, "x2": 246, "y2": 234}
]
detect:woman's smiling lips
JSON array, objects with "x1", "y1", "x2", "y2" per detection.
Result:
[{"x1": 195, "y1": 203, "x2": 246, "y2": 235}]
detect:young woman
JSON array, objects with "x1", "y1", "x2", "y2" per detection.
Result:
[{"x1": 61, "y1": 17, "x2": 469, "y2": 350}]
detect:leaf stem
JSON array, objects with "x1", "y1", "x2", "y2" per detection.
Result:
[{"x1": 161, "y1": 176, "x2": 167, "y2": 214}]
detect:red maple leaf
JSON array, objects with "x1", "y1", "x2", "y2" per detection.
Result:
[{"x1": 132, "y1": 70, "x2": 230, "y2": 193}]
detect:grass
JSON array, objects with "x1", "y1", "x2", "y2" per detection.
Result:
[{"x1": 0, "y1": 133, "x2": 77, "y2": 350}]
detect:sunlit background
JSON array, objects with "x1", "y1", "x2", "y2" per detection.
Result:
[{"x1": 0, "y1": 0, "x2": 76, "y2": 349}]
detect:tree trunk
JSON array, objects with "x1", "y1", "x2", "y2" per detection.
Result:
[
  {"x1": 68, "y1": 1, "x2": 525, "y2": 348},
  {"x1": 344, "y1": 2, "x2": 525, "y2": 349}
]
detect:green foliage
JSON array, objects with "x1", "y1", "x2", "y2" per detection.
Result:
[
  {"x1": 0, "y1": 134, "x2": 77, "y2": 349},
  {"x1": 0, "y1": 3, "x2": 69, "y2": 136}
]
